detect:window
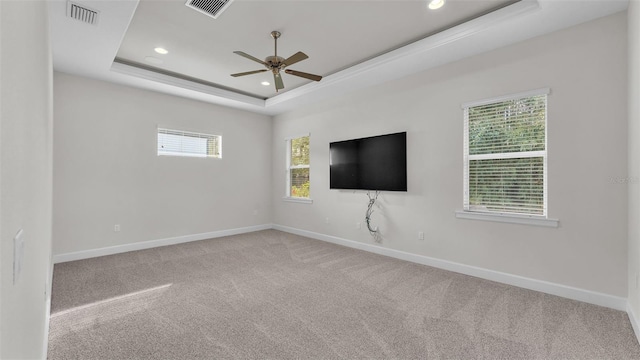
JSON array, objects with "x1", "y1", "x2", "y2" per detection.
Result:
[
  {"x1": 463, "y1": 89, "x2": 548, "y2": 217},
  {"x1": 157, "y1": 128, "x2": 221, "y2": 158},
  {"x1": 286, "y1": 135, "x2": 310, "y2": 199}
]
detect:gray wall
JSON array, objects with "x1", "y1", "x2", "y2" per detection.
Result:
[
  {"x1": 628, "y1": 0, "x2": 640, "y2": 324},
  {"x1": 0, "y1": 1, "x2": 53, "y2": 358},
  {"x1": 272, "y1": 13, "x2": 628, "y2": 297},
  {"x1": 53, "y1": 73, "x2": 272, "y2": 255}
]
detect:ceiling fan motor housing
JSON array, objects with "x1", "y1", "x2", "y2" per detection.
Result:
[{"x1": 265, "y1": 56, "x2": 286, "y2": 73}]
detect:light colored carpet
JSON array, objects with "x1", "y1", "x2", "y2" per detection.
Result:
[{"x1": 48, "y1": 230, "x2": 640, "y2": 359}]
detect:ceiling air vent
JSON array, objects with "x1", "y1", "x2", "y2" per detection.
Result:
[
  {"x1": 185, "y1": 0, "x2": 235, "y2": 19},
  {"x1": 66, "y1": 1, "x2": 99, "y2": 25}
]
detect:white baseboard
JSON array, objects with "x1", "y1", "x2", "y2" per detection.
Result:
[
  {"x1": 628, "y1": 303, "x2": 640, "y2": 345},
  {"x1": 53, "y1": 224, "x2": 272, "y2": 264},
  {"x1": 272, "y1": 224, "x2": 627, "y2": 311},
  {"x1": 52, "y1": 223, "x2": 628, "y2": 312}
]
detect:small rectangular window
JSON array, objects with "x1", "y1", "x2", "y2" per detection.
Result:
[
  {"x1": 463, "y1": 89, "x2": 548, "y2": 216},
  {"x1": 157, "y1": 128, "x2": 221, "y2": 158},
  {"x1": 286, "y1": 135, "x2": 310, "y2": 198}
]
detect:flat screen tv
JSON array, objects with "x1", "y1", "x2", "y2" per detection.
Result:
[{"x1": 330, "y1": 132, "x2": 407, "y2": 191}]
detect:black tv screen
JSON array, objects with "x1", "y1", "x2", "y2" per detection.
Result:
[{"x1": 330, "y1": 132, "x2": 407, "y2": 191}]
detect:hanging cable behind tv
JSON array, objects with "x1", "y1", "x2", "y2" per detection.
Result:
[{"x1": 366, "y1": 191, "x2": 381, "y2": 242}]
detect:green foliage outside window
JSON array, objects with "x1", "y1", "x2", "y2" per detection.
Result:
[
  {"x1": 291, "y1": 136, "x2": 310, "y2": 165},
  {"x1": 467, "y1": 95, "x2": 546, "y2": 214},
  {"x1": 290, "y1": 136, "x2": 310, "y2": 198},
  {"x1": 468, "y1": 96, "x2": 546, "y2": 155},
  {"x1": 291, "y1": 169, "x2": 310, "y2": 197}
]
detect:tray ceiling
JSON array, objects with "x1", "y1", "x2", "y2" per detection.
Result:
[{"x1": 48, "y1": 0, "x2": 628, "y2": 115}]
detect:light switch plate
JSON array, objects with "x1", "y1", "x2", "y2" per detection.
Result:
[{"x1": 13, "y1": 229, "x2": 24, "y2": 285}]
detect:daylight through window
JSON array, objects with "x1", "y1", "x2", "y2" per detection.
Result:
[
  {"x1": 463, "y1": 90, "x2": 548, "y2": 216},
  {"x1": 286, "y1": 135, "x2": 310, "y2": 198},
  {"x1": 157, "y1": 128, "x2": 221, "y2": 158}
]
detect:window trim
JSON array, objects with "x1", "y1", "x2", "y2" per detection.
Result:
[
  {"x1": 455, "y1": 210, "x2": 559, "y2": 227},
  {"x1": 461, "y1": 88, "x2": 552, "y2": 222},
  {"x1": 282, "y1": 196, "x2": 313, "y2": 204},
  {"x1": 284, "y1": 133, "x2": 312, "y2": 202},
  {"x1": 460, "y1": 88, "x2": 550, "y2": 109}
]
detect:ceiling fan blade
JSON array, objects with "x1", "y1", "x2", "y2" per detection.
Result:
[
  {"x1": 282, "y1": 51, "x2": 308, "y2": 67},
  {"x1": 285, "y1": 69, "x2": 322, "y2": 82},
  {"x1": 230, "y1": 69, "x2": 268, "y2": 77},
  {"x1": 233, "y1": 51, "x2": 268, "y2": 66},
  {"x1": 274, "y1": 73, "x2": 284, "y2": 91}
]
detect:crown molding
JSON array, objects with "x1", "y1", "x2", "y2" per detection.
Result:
[
  {"x1": 49, "y1": 0, "x2": 628, "y2": 116},
  {"x1": 110, "y1": 61, "x2": 267, "y2": 112},
  {"x1": 106, "y1": 0, "x2": 540, "y2": 115},
  {"x1": 265, "y1": 0, "x2": 540, "y2": 110}
]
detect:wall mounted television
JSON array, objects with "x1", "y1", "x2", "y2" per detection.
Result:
[{"x1": 329, "y1": 132, "x2": 407, "y2": 192}]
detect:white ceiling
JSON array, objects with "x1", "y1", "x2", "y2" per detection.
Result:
[
  {"x1": 116, "y1": 0, "x2": 515, "y2": 99},
  {"x1": 48, "y1": 0, "x2": 628, "y2": 115}
]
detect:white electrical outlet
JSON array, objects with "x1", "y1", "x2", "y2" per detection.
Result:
[
  {"x1": 114, "y1": 224, "x2": 121, "y2": 232},
  {"x1": 418, "y1": 231, "x2": 424, "y2": 240},
  {"x1": 13, "y1": 229, "x2": 24, "y2": 285}
]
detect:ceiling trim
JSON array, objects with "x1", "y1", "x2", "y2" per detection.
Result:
[
  {"x1": 107, "y1": 0, "x2": 540, "y2": 115},
  {"x1": 265, "y1": 0, "x2": 540, "y2": 108},
  {"x1": 111, "y1": 61, "x2": 266, "y2": 107},
  {"x1": 49, "y1": 0, "x2": 629, "y2": 116}
]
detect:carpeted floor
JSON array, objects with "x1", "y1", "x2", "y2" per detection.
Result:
[{"x1": 48, "y1": 230, "x2": 640, "y2": 359}]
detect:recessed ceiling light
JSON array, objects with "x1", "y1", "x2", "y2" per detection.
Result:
[
  {"x1": 261, "y1": 81, "x2": 270, "y2": 86},
  {"x1": 428, "y1": 0, "x2": 445, "y2": 10},
  {"x1": 145, "y1": 56, "x2": 163, "y2": 64},
  {"x1": 154, "y1": 47, "x2": 169, "y2": 55}
]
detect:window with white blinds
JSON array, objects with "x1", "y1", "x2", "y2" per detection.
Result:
[
  {"x1": 157, "y1": 128, "x2": 221, "y2": 158},
  {"x1": 463, "y1": 89, "x2": 548, "y2": 216}
]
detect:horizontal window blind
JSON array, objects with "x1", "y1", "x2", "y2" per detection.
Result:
[
  {"x1": 464, "y1": 93, "x2": 547, "y2": 216},
  {"x1": 158, "y1": 128, "x2": 221, "y2": 158}
]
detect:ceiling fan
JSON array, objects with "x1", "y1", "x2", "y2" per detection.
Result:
[{"x1": 231, "y1": 31, "x2": 323, "y2": 92}]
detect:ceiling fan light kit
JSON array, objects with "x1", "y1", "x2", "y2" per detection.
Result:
[{"x1": 231, "y1": 31, "x2": 323, "y2": 92}]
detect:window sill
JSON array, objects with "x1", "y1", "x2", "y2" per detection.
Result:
[
  {"x1": 455, "y1": 210, "x2": 559, "y2": 228},
  {"x1": 282, "y1": 197, "x2": 313, "y2": 204}
]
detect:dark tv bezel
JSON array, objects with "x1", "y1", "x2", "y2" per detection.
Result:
[{"x1": 329, "y1": 132, "x2": 407, "y2": 192}]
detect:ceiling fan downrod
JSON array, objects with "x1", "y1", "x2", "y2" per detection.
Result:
[{"x1": 271, "y1": 31, "x2": 280, "y2": 58}]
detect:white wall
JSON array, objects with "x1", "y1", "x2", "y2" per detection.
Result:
[
  {"x1": 273, "y1": 13, "x2": 628, "y2": 297},
  {"x1": 0, "y1": 1, "x2": 53, "y2": 358},
  {"x1": 53, "y1": 73, "x2": 272, "y2": 255},
  {"x1": 628, "y1": 0, "x2": 640, "y2": 326}
]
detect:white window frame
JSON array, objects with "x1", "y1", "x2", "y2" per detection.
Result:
[
  {"x1": 157, "y1": 127, "x2": 222, "y2": 159},
  {"x1": 456, "y1": 88, "x2": 558, "y2": 227},
  {"x1": 284, "y1": 134, "x2": 312, "y2": 203}
]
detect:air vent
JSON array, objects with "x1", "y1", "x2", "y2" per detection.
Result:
[
  {"x1": 67, "y1": 1, "x2": 99, "y2": 25},
  {"x1": 185, "y1": 0, "x2": 235, "y2": 19}
]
